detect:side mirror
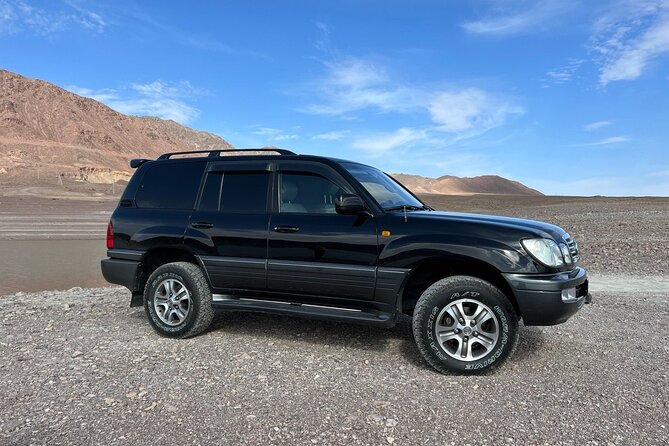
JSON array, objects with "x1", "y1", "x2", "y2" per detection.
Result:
[{"x1": 336, "y1": 194, "x2": 367, "y2": 215}]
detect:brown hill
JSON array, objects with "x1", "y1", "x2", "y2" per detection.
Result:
[
  {"x1": 392, "y1": 173, "x2": 543, "y2": 196},
  {"x1": 0, "y1": 69, "x2": 232, "y2": 185},
  {"x1": 0, "y1": 69, "x2": 541, "y2": 197}
]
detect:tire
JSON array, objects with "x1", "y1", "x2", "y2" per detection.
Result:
[
  {"x1": 143, "y1": 262, "x2": 214, "y2": 338},
  {"x1": 412, "y1": 275, "x2": 519, "y2": 375}
]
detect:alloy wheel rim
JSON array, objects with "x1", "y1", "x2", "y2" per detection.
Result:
[
  {"x1": 153, "y1": 278, "x2": 191, "y2": 326},
  {"x1": 434, "y1": 298, "x2": 499, "y2": 362}
]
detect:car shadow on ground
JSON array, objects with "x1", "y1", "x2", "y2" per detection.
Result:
[
  {"x1": 202, "y1": 309, "x2": 547, "y2": 369},
  {"x1": 208, "y1": 310, "x2": 411, "y2": 353}
]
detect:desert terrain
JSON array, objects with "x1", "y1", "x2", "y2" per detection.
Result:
[
  {"x1": 1, "y1": 68, "x2": 666, "y2": 445},
  {"x1": 1, "y1": 194, "x2": 667, "y2": 445}
]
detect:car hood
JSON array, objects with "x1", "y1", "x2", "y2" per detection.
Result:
[{"x1": 408, "y1": 210, "x2": 568, "y2": 241}]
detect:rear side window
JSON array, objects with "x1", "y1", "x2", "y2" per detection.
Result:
[
  {"x1": 135, "y1": 162, "x2": 205, "y2": 209},
  {"x1": 199, "y1": 171, "x2": 270, "y2": 212}
]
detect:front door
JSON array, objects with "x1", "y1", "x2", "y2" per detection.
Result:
[
  {"x1": 184, "y1": 160, "x2": 272, "y2": 291},
  {"x1": 267, "y1": 162, "x2": 379, "y2": 300}
]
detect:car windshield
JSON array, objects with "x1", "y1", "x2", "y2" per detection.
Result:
[{"x1": 341, "y1": 162, "x2": 425, "y2": 210}]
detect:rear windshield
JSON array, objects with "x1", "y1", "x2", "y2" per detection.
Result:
[{"x1": 135, "y1": 161, "x2": 205, "y2": 209}]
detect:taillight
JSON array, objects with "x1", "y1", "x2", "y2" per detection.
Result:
[{"x1": 106, "y1": 221, "x2": 114, "y2": 249}]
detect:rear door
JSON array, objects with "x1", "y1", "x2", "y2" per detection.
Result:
[
  {"x1": 267, "y1": 161, "x2": 379, "y2": 300},
  {"x1": 184, "y1": 161, "x2": 272, "y2": 291}
]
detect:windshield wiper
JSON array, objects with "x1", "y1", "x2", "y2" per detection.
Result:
[{"x1": 384, "y1": 204, "x2": 431, "y2": 212}]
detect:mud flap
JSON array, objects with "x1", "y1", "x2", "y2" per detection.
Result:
[{"x1": 130, "y1": 292, "x2": 143, "y2": 307}]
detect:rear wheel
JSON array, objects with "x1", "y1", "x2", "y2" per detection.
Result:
[
  {"x1": 412, "y1": 275, "x2": 518, "y2": 374},
  {"x1": 144, "y1": 262, "x2": 214, "y2": 338}
]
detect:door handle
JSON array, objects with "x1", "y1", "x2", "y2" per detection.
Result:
[
  {"x1": 273, "y1": 225, "x2": 300, "y2": 233},
  {"x1": 191, "y1": 221, "x2": 214, "y2": 229}
]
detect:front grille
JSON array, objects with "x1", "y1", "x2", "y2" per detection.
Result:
[{"x1": 564, "y1": 233, "x2": 580, "y2": 264}]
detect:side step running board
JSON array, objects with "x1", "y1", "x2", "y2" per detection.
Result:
[{"x1": 211, "y1": 294, "x2": 396, "y2": 328}]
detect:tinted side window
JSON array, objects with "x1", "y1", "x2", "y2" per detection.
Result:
[
  {"x1": 198, "y1": 172, "x2": 270, "y2": 212},
  {"x1": 279, "y1": 172, "x2": 348, "y2": 214},
  {"x1": 136, "y1": 162, "x2": 205, "y2": 209}
]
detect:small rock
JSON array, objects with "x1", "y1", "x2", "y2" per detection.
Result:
[
  {"x1": 369, "y1": 414, "x2": 384, "y2": 424},
  {"x1": 143, "y1": 402, "x2": 158, "y2": 411}
]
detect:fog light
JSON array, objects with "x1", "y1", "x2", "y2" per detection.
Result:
[{"x1": 561, "y1": 287, "x2": 577, "y2": 302}]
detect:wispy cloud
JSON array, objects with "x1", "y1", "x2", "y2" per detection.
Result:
[
  {"x1": 250, "y1": 126, "x2": 299, "y2": 142},
  {"x1": 300, "y1": 57, "x2": 421, "y2": 115},
  {"x1": 525, "y1": 174, "x2": 669, "y2": 196},
  {"x1": 649, "y1": 168, "x2": 669, "y2": 177},
  {"x1": 351, "y1": 128, "x2": 427, "y2": 155},
  {"x1": 0, "y1": 0, "x2": 107, "y2": 35},
  {"x1": 313, "y1": 130, "x2": 350, "y2": 140},
  {"x1": 461, "y1": 0, "x2": 574, "y2": 36},
  {"x1": 593, "y1": 0, "x2": 669, "y2": 85},
  {"x1": 544, "y1": 58, "x2": 585, "y2": 85},
  {"x1": 300, "y1": 56, "x2": 522, "y2": 145},
  {"x1": 572, "y1": 135, "x2": 631, "y2": 146},
  {"x1": 120, "y1": 5, "x2": 265, "y2": 59},
  {"x1": 68, "y1": 81, "x2": 202, "y2": 124},
  {"x1": 583, "y1": 120, "x2": 612, "y2": 131}
]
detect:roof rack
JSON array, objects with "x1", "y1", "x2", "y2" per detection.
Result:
[{"x1": 157, "y1": 148, "x2": 296, "y2": 160}]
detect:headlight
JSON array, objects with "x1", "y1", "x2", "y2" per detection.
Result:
[{"x1": 521, "y1": 238, "x2": 565, "y2": 267}]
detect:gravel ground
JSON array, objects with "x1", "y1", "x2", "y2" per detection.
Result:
[
  {"x1": 2, "y1": 195, "x2": 668, "y2": 445},
  {"x1": 1, "y1": 287, "x2": 667, "y2": 445}
]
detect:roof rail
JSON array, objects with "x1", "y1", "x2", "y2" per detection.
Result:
[{"x1": 157, "y1": 148, "x2": 296, "y2": 160}]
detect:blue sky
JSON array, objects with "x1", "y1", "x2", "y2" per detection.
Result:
[{"x1": 1, "y1": 0, "x2": 669, "y2": 195}]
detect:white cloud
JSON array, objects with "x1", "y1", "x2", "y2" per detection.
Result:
[
  {"x1": 649, "y1": 168, "x2": 669, "y2": 176},
  {"x1": 583, "y1": 120, "x2": 612, "y2": 131},
  {"x1": 301, "y1": 58, "x2": 422, "y2": 115},
  {"x1": 313, "y1": 130, "x2": 350, "y2": 140},
  {"x1": 461, "y1": 0, "x2": 574, "y2": 36},
  {"x1": 351, "y1": 128, "x2": 427, "y2": 155},
  {"x1": 0, "y1": 0, "x2": 107, "y2": 35},
  {"x1": 68, "y1": 86, "x2": 119, "y2": 103},
  {"x1": 573, "y1": 135, "x2": 631, "y2": 146},
  {"x1": 429, "y1": 88, "x2": 523, "y2": 133},
  {"x1": 301, "y1": 57, "x2": 522, "y2": 142},
  {"x1": 593, "y1": 0, "x2": 669, "y2": 85},
  {"x1": 68, "y1": 81, "x2": 201, "y2": 124}
]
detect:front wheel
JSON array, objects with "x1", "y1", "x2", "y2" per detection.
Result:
[
  {"x1": 144, "y1": 262, "x2": 214, "y2": 338},
  {"x1": 412, "y1": 276, "x2": 519, "y2": 374}
]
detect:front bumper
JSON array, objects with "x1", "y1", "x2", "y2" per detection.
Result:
[{"x1": 503, "y1": 267, "x2": 591, "y2": 326}]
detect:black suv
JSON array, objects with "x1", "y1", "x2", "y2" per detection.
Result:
[{"x1": 101, "y1": 148, "x2": 591, "y2": 374}]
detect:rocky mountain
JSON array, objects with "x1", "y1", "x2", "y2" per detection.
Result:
[
  {"x1": 392, "y1": 173, "x2": 543, "y2": 196},
  {"x1": 0, "y1": 69, "x2": 541, "y2": 196},
  {"x1": 0, "y1": 69, "x2": 232, "y2": 185}
]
